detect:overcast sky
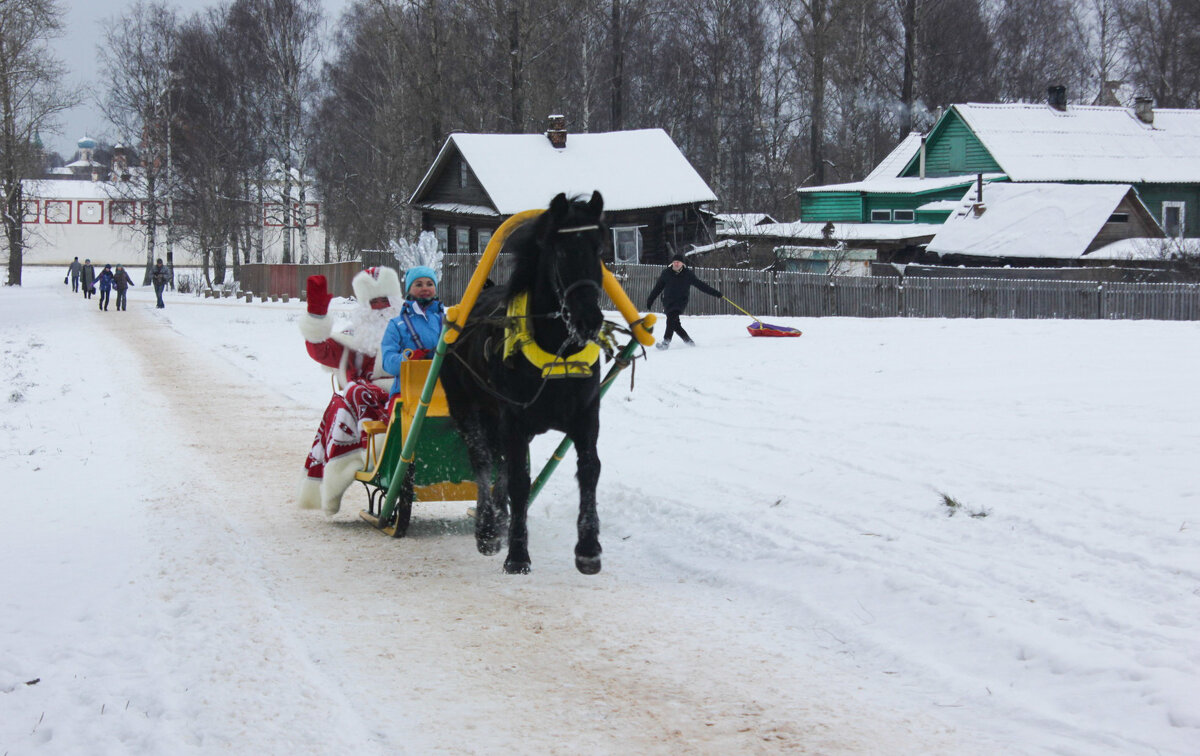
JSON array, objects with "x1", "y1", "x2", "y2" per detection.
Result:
[{"x1": 47, "y1": 0, "x2": 352, "y2": 159}]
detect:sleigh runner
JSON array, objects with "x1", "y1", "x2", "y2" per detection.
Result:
[{"x1": 355, "y1": 358, "x2": 477, "y2": 536}]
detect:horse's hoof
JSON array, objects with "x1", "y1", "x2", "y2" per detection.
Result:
[
  {"x1": 504, "y1": 559, "x2": 531, "y2": 575},
  {"x1": 477, "y1": 537, "x2": 502, "y2": 556},
  {"x1": 575, "y1": 555, "x2": 602, "y2": 575}
]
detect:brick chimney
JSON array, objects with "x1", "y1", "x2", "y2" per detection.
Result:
[
  {"x1": 546, "y1": 114, "x2": 567, "y2": 149},
  {"x1": 1134, "y1": 96, "x2": 1154, "y2": 125},
  {"x1": 1047, "y1": 85, "x2": 1067, "y2": 111}
]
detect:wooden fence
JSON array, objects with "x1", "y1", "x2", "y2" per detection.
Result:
[
  {"x1": 354, "y1": 252, "x2": 1200, "y2": 321},
  {"x1": 239, "y1": 261, "x2": 363, "y2": 299}
]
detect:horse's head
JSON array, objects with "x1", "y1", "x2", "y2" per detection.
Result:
[{"x1": 511, "y1": 191, "x2": 606, "y2": 348}]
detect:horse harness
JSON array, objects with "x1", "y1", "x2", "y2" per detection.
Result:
[{"x1": 503, "y1": 291, "x2": 601, "y2": 378}]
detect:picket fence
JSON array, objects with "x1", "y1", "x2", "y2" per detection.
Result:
[{"x1": 360, "y1": 252, "x2": 1200, "y2": 321}]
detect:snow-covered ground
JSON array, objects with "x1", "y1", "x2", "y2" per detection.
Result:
[{"x1": 2, "y1": 266, "x2": 1197, "y2": 755}]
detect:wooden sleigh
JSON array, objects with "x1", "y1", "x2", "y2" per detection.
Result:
[{"x1": 355, "y1": 359, "x2": 476, "y2": 537}]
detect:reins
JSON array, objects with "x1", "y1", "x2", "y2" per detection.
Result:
[{"x1": 446, "y1": 214, "x2": 647, "y2": 408}]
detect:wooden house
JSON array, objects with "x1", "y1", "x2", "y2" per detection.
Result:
[
  {"x1": 896, "y1": 93, "x2": 1200, "y2": 239},
  {"x1": 790, "y1": 89, "x2": 1200, "y2": 266},
  {"x1": 409, "y1": 118, "x2": 718, "y2": 265},
  {"x1": 926, "y1": 182, "x2": 1164, "y2": 265}
]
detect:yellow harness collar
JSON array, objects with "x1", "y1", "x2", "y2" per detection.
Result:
[{"x1": 504, "y1": 291, "x2": 600, "y2": 378}]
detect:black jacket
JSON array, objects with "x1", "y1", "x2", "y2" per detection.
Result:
[{"x1": 646, "y1": 266, "x2": 721, "y2": 314}]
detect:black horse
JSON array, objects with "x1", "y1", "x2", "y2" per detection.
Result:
[{"x1": 440, "y1": 192, "x2": 608, "y2": 574}]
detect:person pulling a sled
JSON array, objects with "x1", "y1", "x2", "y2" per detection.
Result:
[
  {"x1": 379, "y1": 265, "x2": 444, "y2": 410},
  {"x1": 646, "y1": 253, "x2": 722, "y2": 349}
]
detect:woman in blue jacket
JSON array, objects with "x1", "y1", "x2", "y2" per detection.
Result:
[{"x1": 380, "y1": 265, "x2": 444, "y2": 407}]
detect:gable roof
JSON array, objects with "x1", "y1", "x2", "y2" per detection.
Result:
[
  {"x1": 797, "y1": 173, "x2": 1005, "y2": 195},
  {"x1": 926, "y1": 182, "x2": 1157, "y2": 258},
  {"x1": 945, "y1": 103, "x2": 1200, "y2": 183},
  {"x1": 863, "y1": 132, "x2": 924, "y2": 181},
  {"x1": 719, "y1": 220, "x2": 941, "y2": 243},
  {"x1": 714, "y1": 212, "x2": 778, "y2": 228},
  {"x1": 411, "y1": 129, "x2": 717, "y2": 215}
]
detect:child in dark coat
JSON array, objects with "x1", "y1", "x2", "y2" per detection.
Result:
[
  {"x1": 646, "y1": 254, "x2": 722, "y2": 349},
  {"x1": 113, "y1": 265, "x2": 135, "y2": 311}
]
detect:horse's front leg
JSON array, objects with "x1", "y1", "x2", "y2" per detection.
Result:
[
  {"x1": 573, "y1": 436, "x2": 602, "y2": 575},
  {"x1": 503, "y1": 432, "x2": 533, "y2": 574},
  {"x1": 462, "y1": 423, "x2": 502, "y2": 555}
]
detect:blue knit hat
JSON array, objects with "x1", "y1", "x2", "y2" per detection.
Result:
[{"x1": 404, "y1": 265, "x2": 438, "y2": 294}]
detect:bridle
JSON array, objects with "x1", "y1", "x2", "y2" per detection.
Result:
[{"x1": 547, "y1": 223, "x2": 605, "y2": 346}]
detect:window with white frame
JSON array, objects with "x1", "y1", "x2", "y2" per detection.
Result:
[
  {"x1": 870, "y1": 209, "x2": 892, "y2": 222},
  {"x1": 434, "y1": 225, "x2": 448, "y2": 253},
  {"x1": 1162, "y1": 202, "x2": 1186, "y2": 238},
  {"x1": 612, "y1": 226, "x2": 643, "y2": 264},
  {"x1": 456, "y1": 227, "x2": 470, "y2": 253},
  {"x1": 477, "y1": 228, "x2": 492, "y2": 254},
  {"x1": 892, "y1": 209, "x2": 915, "y2": 222}
]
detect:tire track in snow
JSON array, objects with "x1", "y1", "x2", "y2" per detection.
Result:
[{"x1": 106, "y1": 300, "x2": 975, "y2": 754}]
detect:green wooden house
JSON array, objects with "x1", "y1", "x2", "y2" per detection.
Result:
[
  {"x1": 892, "y1": 96, "x2": 1200, "y2": 239},
  {"x1": 788, "y1": 92, "x2": 1200, "y2": 266}
]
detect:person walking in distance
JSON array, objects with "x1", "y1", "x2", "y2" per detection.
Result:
[
  {"x1": 95, "y1": 264, "x2": 115, "y2": 311},
  {"x1": 151, "y1": 259, "x2": 169, "y2": 308},
  {"x1": 80, "y1": 259, "x2": 96, "y2": 299},
  {"x1": 66, "y1": 257, "x2": 81, "y2": 292},
  {"x1": 113, "y1": 265, "x2": 135, "y2": 311},
  {"x1": 646, "y1": 253, "x2": 722, "y2": 349}
]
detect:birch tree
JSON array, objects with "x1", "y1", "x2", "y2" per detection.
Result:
[
  {"x1": 98, "y1": 1, "x2": 181, "y2": 284},
  {"x1": 0, "y1": 0, "x2": 77, "y2": 286}
]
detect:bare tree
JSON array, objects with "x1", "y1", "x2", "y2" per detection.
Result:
[
  {"x1": 228, "y1": 0, "x2": 324, "y2": 263},
  {"x1": 170, "y1": 12, "x2": 254, "y2": 285},
  {"x1": 1116, "y1": 0, "x2": 1200, "y2": 107},
  {"x1": 914, "y1": 0, "x2": 994, "y2": 111},
  {"x1": 991, "y1": 0, "x2": 1090, "y2": 102},
  {"x1": 0, "y1": 0, "x2": 78, "y2": 286},
  {"x1": 98, "y1": 1, "x2": 181, "y2": 284}
]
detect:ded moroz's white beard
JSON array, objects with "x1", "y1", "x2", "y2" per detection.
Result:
[{"x1": 343, "y1": 299, "x2": 400, "y2": 356}]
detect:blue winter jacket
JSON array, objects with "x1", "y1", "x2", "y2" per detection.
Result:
[
  {"x1": 380, "y1": 299, "x2": 445, "y2": 398},
  {"x1": 95, "y1": 269, "x2": 115, "y2": 292}
]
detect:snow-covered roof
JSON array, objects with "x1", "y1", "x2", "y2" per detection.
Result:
[
  {"x1": 916, "y1": 199, "x2": 961, "y2": 212},
  {"x1": 686, "y1": 239, "x2": 740, "y2": 255},
  {"x1": 720, "y1": 220, "x2": 941, "y2": 242},
  {"x1": 418, "y1": 202, "x2": 500, "y2": 217},
  {"x1": 714, "y1": 212, "x2": 777, "y2": 227},
  {"x1": 1085, "y1": 237, "x2": 1200, "y2": 260},
  {"x1": 412, "y1": 129, "x2": 717, "y2": 214},
  {"x1": 926, "y1": 182, "x2": 1146, "y2": 258},
  {"x1": 797, "y1": 174, "x2": 1005, "y2": 195},
  {"x1": 863, "y1": 131, "x2": 924, "y2": 181},
  {"x1": 952, "y1": 103, "x2": 1200, "y2": 183},
  {"x1": 22, "y1": 179, "x2": 141, "y2": 200}
]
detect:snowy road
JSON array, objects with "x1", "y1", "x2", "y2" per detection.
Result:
[
  {"x1": 4, "y1": 270, "x2": 1197, "y2": 754},
  {"x1": 114, "y1": 293, "x2": 971, "y2": 753}
]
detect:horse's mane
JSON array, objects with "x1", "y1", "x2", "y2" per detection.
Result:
[{"x1": 504, "y1": 194, "x2": 602, "y2": 302}]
